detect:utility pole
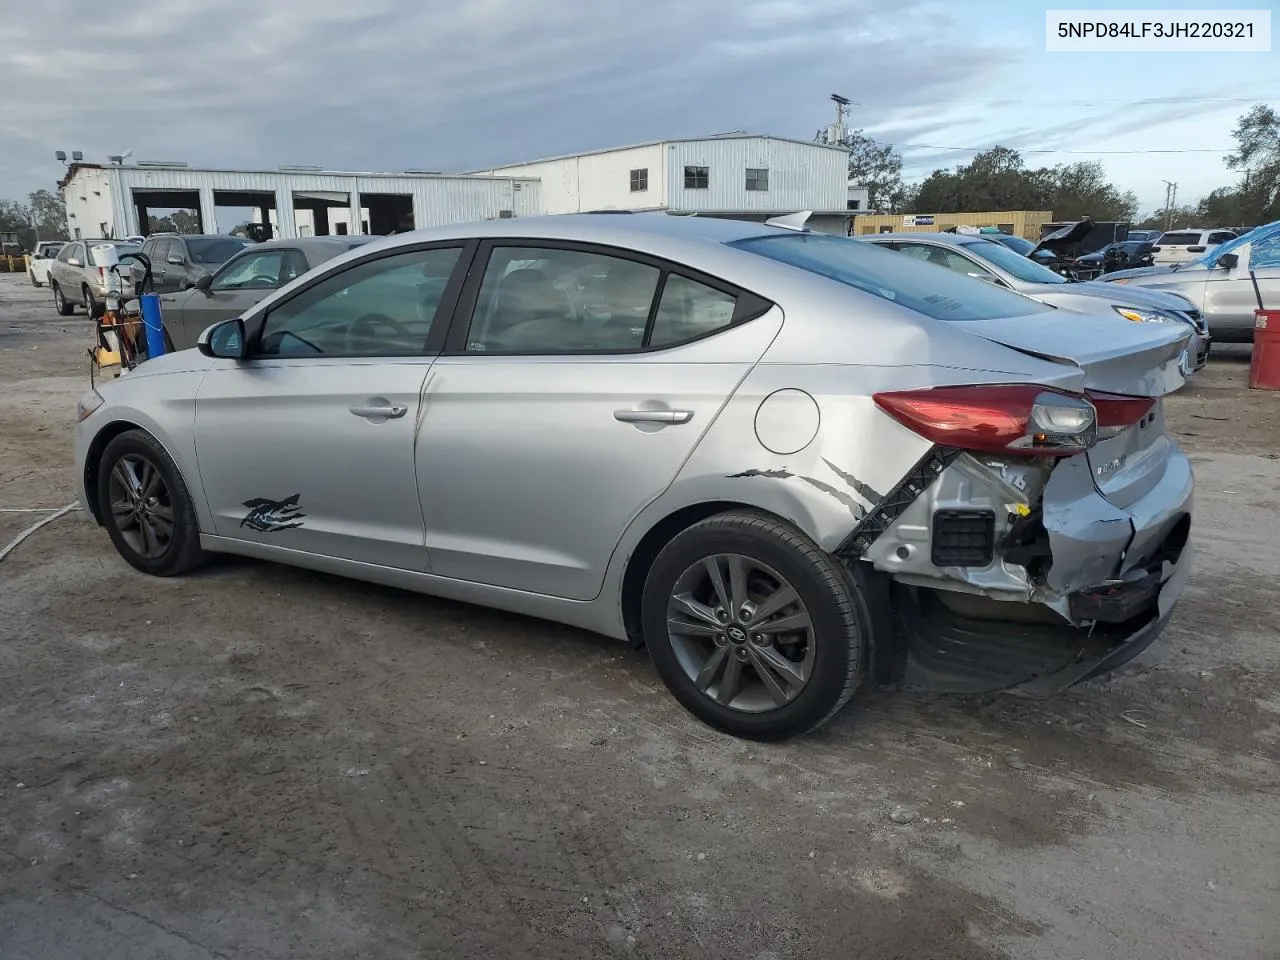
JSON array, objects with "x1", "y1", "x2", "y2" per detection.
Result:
[
  {"x1": 1162, "y1": 180, "x2": 1178, "y2": 230},
  {"x1": 829, "y1": 93, "x2": 853, "y2": 145}
]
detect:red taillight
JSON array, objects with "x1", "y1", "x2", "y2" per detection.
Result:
[
  {"x1": 97, "y1": 266, "x2": 106, "y2": 283},
  {"x1": 1086, "y1": 390, "x2": 1155, "y2": 438},
  {"x1": 873, "y1": 384, "x2": 1097, "y2": 457}
]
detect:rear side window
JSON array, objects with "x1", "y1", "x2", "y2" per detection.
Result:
[
  {"x1": 1156, "y1": 232, "x2": 1201, "y2": 246},
  {"x1": 734, "y1": 233, "x2": 1053, "y2": 322},
  {"x1": 1207, "y1": 231, "x2": 1237, "y2": 246},
  {"x1": 464, "y1": 245, "x2": 759, "y2": 353}
]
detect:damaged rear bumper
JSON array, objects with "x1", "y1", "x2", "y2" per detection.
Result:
[
  {"x1": 849, "y1": 442, "x2": 1194, "y2": 696},
  {"x1": 898, "y1": 529, "x2": 1190, "y2": 696}
]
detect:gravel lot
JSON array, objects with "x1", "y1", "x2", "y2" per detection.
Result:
[{"x1": 2, "y1": 271, "x2": 1278, "y2": 959}]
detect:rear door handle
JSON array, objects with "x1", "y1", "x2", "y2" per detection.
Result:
[
  {"x1": 350, "y1": 404, "x2": 407, "y2": 419},
  {"x1": 614, "y1": 409, "x2": 694, "y2": 424}
]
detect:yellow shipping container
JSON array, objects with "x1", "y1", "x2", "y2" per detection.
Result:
[{"x1": 850, "y1": 210, "x2": 1054, "y2": 241}]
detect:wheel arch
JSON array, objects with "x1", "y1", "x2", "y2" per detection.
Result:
[
  {"x1": 619, "y1": 500, "x2": 797, "y2": 648},
  {"x1": 82, "y1": 419, "x2": 196, "y2": 528}
]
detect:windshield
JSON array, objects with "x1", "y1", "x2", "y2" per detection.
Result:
[
  {"x1": 187, "y1": 237, "x2": 249, "y2": 264},
  {"x1": 733, "y1": 234, "x2": 1053, "y2": 322},
  {"x1": 957, "y1": 238, "x2": 1069, "y2": 284},
  {"x1": 1187, "y1": 220, "x2": 1280, "y2": 268}
]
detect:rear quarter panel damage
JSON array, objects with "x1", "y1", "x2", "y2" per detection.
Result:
[{"x1": 663, "y1": 364, "x2": 936, "y2": 551}]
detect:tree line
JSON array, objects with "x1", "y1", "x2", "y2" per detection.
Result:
[
  {"x1": 0, "y1": 190, "x2": 69, "y2": 250},
  {"x1": 831, "y1": 104, "x2": 1280, "y2": 229}
]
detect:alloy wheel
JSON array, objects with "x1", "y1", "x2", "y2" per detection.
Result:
[
  {"x1": 666, "y1": 553, "x2": 815, "y2": 713},
  {"x1": 107, "y1": 454, "x2": 175, "y2": 559}
]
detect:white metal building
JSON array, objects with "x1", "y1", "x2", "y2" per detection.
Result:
[
  {"x1": 59, "y1": 163, "x2": 540, "y2": 240},
  {"x1": 469, "y1": 135, "x2": 854, "y2": 234}
]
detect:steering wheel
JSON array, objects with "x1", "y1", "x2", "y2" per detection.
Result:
[
  {"x1": 245, "y1": 275, "x2": 277, "y2": 289},
  {"x1": 346, "y1": 312, "x2": 412, "y2": 352}
]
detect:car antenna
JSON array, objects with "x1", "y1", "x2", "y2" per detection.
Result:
[{"x1": 765, "y1": 211, "x2": 812, "y2": 232}]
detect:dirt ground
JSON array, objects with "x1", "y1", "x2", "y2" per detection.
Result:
[{"x1": 1, "y1": 271, "x2": 1278, "y2": 959}]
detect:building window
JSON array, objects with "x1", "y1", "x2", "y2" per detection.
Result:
[
  {"x1": 630, "y1": 168, "x2": 648, "y2": 192},
  {"x1": 847, "y1": 199, "x2": 861, "y2": 211},
  {"x1": 684, "y1": 165, "x2": 709, "y2": 190},
  {"x1": 745, "y1": 168, "x2": 768, "y2": 192}
]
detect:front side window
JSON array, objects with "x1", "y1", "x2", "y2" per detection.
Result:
[
  {"x1": 684, "y1": 165, "x2": 709, "y2": 189},
  {"x1": 151, "y1": 239, "x2": 172, "y2": 263},
  {"x1": 745, "y1": 168, "x2": 769, "y2": 192},
  {"x1": 957, "y1": 238, "x2": 1068, "y2": 284},
  {"x1": 57, "y1": 244, "x2": 79, "y2": 263},
  {"x1": 258, "y1": 247, "x2": 462, "y2": 357},
  {"x1": 896, "y1": 243, "x2": 993, "y2": 280},
  {"x1": 735, "y1": 233, "x2": 1053, "y2": 322},
  {"x1": 630, "y1": 168, "x2": 648, "y2": 192},
  {"x1": 212, "y1": 249, "x2": 310, "y2": 292},
  {"x1": 464, "y1": 246, "x2": 750, "y2": 353}
]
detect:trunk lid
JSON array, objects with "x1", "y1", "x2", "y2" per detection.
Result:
[
  {"x1": 961, "y1": 313, "x2": 1190, "y2": 397},
  {"x1": 963, "y1": 313, "x2": 1189, "y2": 509}
]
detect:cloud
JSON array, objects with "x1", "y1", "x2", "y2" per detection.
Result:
[{"x1": 0, "y1": 0, "x2": 1018, "y2": 196}]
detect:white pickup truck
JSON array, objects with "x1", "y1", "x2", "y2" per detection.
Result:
[{"x1": 27, "y1": 241, "x2": 67, "y2": 287}]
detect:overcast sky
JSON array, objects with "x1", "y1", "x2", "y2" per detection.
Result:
[{"x1": 1, "y1": 0, "x2": 1274, "y2": 215}]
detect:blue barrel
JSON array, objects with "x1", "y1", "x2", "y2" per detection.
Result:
[{"x1": 140, "y1": 293, "x2": 166, "y2": 360}]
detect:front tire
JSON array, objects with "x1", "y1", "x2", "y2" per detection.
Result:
[
  {"x1": 97, "y1": 429, "x2": 206, "y2": 576},
  {"x1": 52, "y1": 282, "x2": 75, "y2": 316},
  {"x1": 82, "y1": 285, "x2": 104, "y2": 319},
  {"x1": 29, "y1": 270, "x2": 41, "y2": 288},
  {"x1": 641, "y1": 511, "x2": 867, "y2": 740}
]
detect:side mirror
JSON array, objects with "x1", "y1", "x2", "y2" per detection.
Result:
[
  {"x1": 198, "y1": 317, "x2": 246, "y2": 359},
  {"x1": 167, "y1": 254, "x2": 185, "y2": 265},
  {"x1": 1216, "y1": 253, "x2": 1238, "y2": 270},
  {"x1": 194, "y1": 273, "x2": 213, "y2": 293},
  {"x1": 968, "y1": 272, "x2": 1002, "y2": 285}
]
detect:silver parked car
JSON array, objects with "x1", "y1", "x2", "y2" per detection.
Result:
[
  {"x1": 155, "y1": 237, "x2": 375, "y2": 350},
  {"x1": 74, "y1": 214, "x2": 1194, "y2": 740},
  {"x1": 1104, "y1": 220, "x2": 1280, "y2": 343},
  {"x1": 857, "y1": 232, "x2": 1211, "y2": 371},
  {"x1": 49, "y1": 238, "x2": 142, "y2": 316}
]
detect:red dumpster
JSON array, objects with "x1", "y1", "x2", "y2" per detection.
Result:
[{"x1": 1249, "y1": 310, "x2": 1280, "y2": 391}]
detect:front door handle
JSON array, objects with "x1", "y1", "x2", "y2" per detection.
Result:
[
  {"x1": 614, "y1": 409, "x2": 694, "y2": 424},
  {"x1": 350, "y1": 404, "x2": 407, "y2": 419}
]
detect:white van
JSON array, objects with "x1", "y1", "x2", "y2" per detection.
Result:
[{"x1": 1152, "y1": 228, "x2": 1237, "y2": 265}]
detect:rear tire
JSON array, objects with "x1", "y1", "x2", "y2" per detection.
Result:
[
  {"x1": 97, "y1": 429, "x2": 206, "y2": 576},
  {"x1": 641, "y1": 510, "x2": 867, "y2": 740},
  {"x1": 52, "y1": 282, "x2": 75, "y2": 316}
]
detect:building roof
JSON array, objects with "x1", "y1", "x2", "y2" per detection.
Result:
[
  {"x1": 467, "y1": 133, "x2": 848, "y2": 172},
  {"x1": 58, "y1": 162, "x2": 535, "y2": 189}
]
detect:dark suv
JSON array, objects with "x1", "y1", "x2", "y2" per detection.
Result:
[{"x1": 136, "y1": 234, "x2": 250, "y2": 293}]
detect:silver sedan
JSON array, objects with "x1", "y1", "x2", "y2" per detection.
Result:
[{"x1": 74, "y1": 214, "x2": 1194, "y2": 740}]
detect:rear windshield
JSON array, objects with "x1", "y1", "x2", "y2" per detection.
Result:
[
  {"x1": 1156, "y1": 232, "x2": 1201, "y2": 246},
  {"x1": 187, "y1": 238, "x2": 249, "y2": 264},
  {"x1": 733, "y1": 233, "x2": 1053, "y2": 322}
]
